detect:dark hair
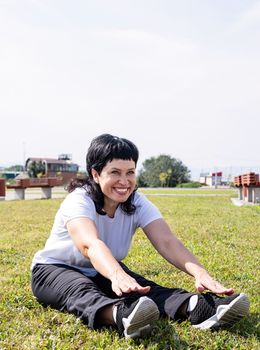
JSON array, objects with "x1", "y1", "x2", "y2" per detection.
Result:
[{"x1": 67, "y1": 134, "x2": 139, "y2": 215}]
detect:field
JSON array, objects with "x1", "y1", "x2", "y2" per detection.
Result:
[{"x1": 0, "y1": 189, "x2": 259, "y2": 349}]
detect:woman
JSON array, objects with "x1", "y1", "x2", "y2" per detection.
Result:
[{"x1": 31, "y1": 134, "x2": 249, "y2": 339}]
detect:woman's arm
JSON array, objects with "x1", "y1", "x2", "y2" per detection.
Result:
[
  {"x1": 143, "y1": 218, "x2": 234, "y2": 295},
  {"x1": 67, "y1": 217, "x2": 150, "y2": 296}
]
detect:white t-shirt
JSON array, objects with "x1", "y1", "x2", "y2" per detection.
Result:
[{"x1": 32, "y1": 188, "x2": 162, "y2": 276}]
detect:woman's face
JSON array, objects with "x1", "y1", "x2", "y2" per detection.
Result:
[{"x1": 91, "y1": 158, "x2": 136, "y2": 208}]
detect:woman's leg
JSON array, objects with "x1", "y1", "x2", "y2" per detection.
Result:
[
  {"x1": 31, "y1": 264, "x2": 119, "y2": 328},
  {"x1": 31, "y1": 263, "x2": 160, "y2": 338},
  {"x1": 119, "y1": 263, "x2": 250, "y2": 329},
  {"x1": 119, "y1": 263, "x2": 194, "y2": 320}
]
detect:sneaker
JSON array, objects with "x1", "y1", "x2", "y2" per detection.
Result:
[
  {"x1": 114, "y1": 296, "x2": 160, "y2": 339},
  {"x1": 188, "y1": 293, "x2": 249, "y2": 329}
]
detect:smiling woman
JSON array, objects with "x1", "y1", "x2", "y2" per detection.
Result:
[
  {"x1": 91, "y1": 159, "x2": 137, "y2": 217},
  {"x1": 67, "y1": 134, "x2": 139, "y2": 216},
  {"x1": 30, "y1": 134, "x2": 249, "y2": 340}
]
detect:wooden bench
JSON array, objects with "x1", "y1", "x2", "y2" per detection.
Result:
[{"x1": 6, "y1": 177, "x2": 58, "y2": 200}]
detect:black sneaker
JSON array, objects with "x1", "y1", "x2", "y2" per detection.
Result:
[
  {"x1": 188, "y1": 293, "x2": 249, "y2": 329},
  {"x1": 114, "y1": 296, "x2": 160, "y2": 339}
]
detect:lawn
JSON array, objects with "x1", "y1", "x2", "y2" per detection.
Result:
[
  {"x1": 0, "y1": 192, "x2": 259, "y2": 349},
  {"x1": 139, "y1": 188, "x2": 238, "y2": 196}
]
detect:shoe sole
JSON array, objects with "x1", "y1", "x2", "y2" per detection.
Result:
[
  {"x1": 122, "y1": 296, "x2": 160, "y2": 339},
  {"x1": 193, "y1": 293, "x2": 250, "y2": 330}
]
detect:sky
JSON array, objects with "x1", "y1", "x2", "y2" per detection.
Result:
[{"x1": 0, "y1": 0, "x2": 260, "y2": 179}]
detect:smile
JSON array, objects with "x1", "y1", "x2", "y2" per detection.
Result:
[{"x1": 114, "y1": 188, "x2": 129, "y2": 194}]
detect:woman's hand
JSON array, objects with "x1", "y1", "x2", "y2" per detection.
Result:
[
  {"x1": 195, "y1": 270, "x2": 234, "y2": 295},
  {"x1": 110, "y1": 269, "x2": 151, "y2": 297}
]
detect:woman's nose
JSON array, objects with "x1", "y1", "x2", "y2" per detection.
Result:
[{"x1": 118, "y1": 175, "x2": 128, "y2": 185}]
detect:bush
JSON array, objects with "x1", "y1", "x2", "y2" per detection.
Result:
[{"x1": 177, "y1": 181, "x2": 202, "y2": 188}]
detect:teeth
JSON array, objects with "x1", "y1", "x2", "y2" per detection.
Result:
[{"x1": 115, "y1": 188, "x2": 128, "y2": 193}]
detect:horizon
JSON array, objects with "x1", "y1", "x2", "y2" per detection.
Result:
[{"x1": 1, "y1": 158, "x2": 259, "y2": 181}]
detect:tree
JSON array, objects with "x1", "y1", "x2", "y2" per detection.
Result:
[
  {"x1": 27, "y1": 161, "x2": 46, "y2": 178},
  {"x1": 159, "y1": 172, "x2": 168, "y2": 187},
  {"x1": 137, "y1": 154, "x2": 190, "y2": 187},
  {"x1": 4, "y1": 164, "x2": 24, "y2": 171}
]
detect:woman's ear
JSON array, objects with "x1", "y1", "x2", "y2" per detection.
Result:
[{"x1": 91, "y1": 169, "x2": 99, "y2": 184}]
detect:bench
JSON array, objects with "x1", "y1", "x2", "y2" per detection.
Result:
[{"x1": 6, "y1": 177, "x2": 58, "y2": 200}]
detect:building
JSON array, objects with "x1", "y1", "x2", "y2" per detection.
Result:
[
  {"x1": 25, "y1": 154, "x2": 79, "y2": 185},
  {"x1": 199, "y1": 172, "x2": 222, "y2": 187}
]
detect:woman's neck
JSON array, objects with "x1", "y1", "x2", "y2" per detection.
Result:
[{"x1": 103, "y1": 200, "x2": 119, "y2": 218}]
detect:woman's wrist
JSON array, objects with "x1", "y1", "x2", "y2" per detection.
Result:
[
  {"x1": 186, "y1": 263, "x2": 208, "y2": 279},
  {"x1": 108, "y1": 267, "x2": 125, "y2": 282}
]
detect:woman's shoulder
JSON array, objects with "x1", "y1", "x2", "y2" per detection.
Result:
[
  {"x1": 133, "y1": 190, "x2": 143, "y2": 202},
  {"x1": 57, "y1": 186, "x2": 96, "y2": 221},
  {"x1": 132, "y1": 191, "x2": 162, "y2": 227},
  {"x1": 133, "y1": 191, "x2": 152, "y2": 207},
  {"x1": 62, "y1": 186, "x2": 95, "y2": 208}
]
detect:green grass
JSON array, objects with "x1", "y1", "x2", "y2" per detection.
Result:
[
  {"x1": 139, "y1": 187, "x2": 238, "y2": 196},
  {"x1": 0, "y1": 194, "x2": 259, "y2": 349}
]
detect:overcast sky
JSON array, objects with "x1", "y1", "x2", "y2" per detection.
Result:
[{"x1": 0, "y1": 0, "x2": 259, "y2": 178}]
